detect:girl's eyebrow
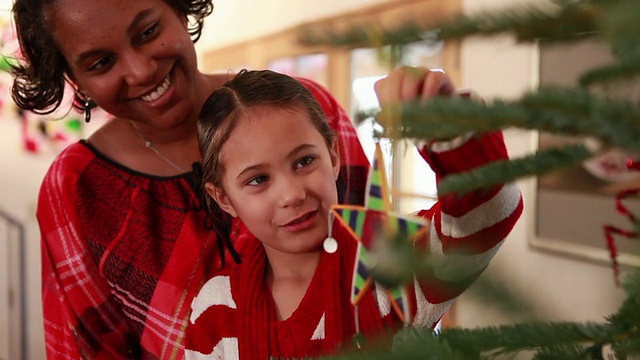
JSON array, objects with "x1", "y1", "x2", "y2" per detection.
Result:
[
  {"x1": 234, "y1": 144, "x2": 318, "y2": 180},
  {"x1": 235, "y1": 163, "x2": 264, "y2": 180}
]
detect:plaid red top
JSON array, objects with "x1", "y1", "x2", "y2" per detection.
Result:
[{"x1": 37, "y1": 79, "x2": 369, "y2": 360}]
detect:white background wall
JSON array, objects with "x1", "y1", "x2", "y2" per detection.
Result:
[
  {"x1": 194, "y1": 0, "x2": 394, "y2": 53},
  {"x1": 0, "y1": 0, "x2": 628, "y2": 358}
]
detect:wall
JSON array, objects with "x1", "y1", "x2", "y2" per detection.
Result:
[
  {"x1": 0, "y1": 119, "x2": 51, "y2": 359},
  {"x1": 0, "y1": 0, "x2": 628, "y2": 358},
  {"x1": 195, "y1": 0, "x2": 394, "y2": 54}
]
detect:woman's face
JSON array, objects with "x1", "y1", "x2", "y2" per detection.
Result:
[{"x1": 48, "y1": 0, "x2": 202, "y2": 128}]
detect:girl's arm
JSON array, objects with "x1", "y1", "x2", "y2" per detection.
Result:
[
  {"x1": 372, "y1": 66, "x2": 522, "y2": 328},
  {"x1": 408, "y1": 130, "x2": 523, "y2": 328}
]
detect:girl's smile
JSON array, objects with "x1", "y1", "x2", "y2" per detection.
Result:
[{"x1": 279, "y1": 210, "x2": 320, "y2": 232}]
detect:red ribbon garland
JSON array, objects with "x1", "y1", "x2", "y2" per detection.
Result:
[
  {"x1": 603, "y1": 159, "x2": 640, "y2": 286},
  {"x1": 604, "y1": 189, "x2": 639, "y2": 286}
]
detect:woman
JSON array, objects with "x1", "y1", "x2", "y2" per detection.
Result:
[{"x1": 10, "y1": 0, "x2": 469, "y2": 358}]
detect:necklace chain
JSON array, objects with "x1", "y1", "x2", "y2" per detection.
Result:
[{"x1": 130, "y1": 121, "x2": 187, "y2": 173}]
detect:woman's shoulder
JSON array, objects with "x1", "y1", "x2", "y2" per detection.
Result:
[
  {"x1": 41, "y1": 141, "x2": 97, "y2": 186},
  {"x1": 54, "y1": 140, "x2": 96, "y2": 161},
  {"x1": 37, "y1": 142, "x2": 97, "y2": 222}
]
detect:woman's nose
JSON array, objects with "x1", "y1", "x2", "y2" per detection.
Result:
[{"x1": 121, "y1": 50, "x2": 156, "y2": 85}]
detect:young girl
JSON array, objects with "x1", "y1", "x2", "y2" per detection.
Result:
[{"x1": 186, "y1": 69, "x2": 523, "y2": 359}]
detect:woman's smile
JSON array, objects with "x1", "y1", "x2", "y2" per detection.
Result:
[{"x1": 140, "y1": 73, "x2": 172, "y2": 102}]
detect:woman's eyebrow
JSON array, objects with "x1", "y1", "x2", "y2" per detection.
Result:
[
  {"x1": 74, "y1": 8, "x2": 157, "y2": 67},
  {"x1": 128, "y1": 8, "x2": 156, "y2": 34}
]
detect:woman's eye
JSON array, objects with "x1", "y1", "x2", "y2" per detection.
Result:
[
  {"x1": 247, "y1": 175, "x2": 269, "y2": 186},
  {"x1": 88, "y1": 55, "x2": 115, "y2": 72},
  {"x1": 139, "y1": 22, "x2": 159, "y2": 42}
]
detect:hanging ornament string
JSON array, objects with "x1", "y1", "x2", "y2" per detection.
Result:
[
  {"x1": 130, "y1": 121, "x2": 187, "y2": 173},
  {"x1": 323, "y1": 210, "x2": 338, "y2": 254}
]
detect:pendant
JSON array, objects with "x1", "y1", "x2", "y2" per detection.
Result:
[{"x1": 323, "y1": 236, "x2": 338, "y2": 253}]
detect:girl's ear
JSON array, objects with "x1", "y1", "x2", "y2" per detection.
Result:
[
  {"x1": 204, "y1": 182, "x2": 238, "y2": 218},
  {"x1": 330, "y1": 138, "x2": 341, "y2": 181}
]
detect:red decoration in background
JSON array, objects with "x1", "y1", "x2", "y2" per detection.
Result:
[{"x1": 604, "y1": 159, "x2": 640, "y2": 286}]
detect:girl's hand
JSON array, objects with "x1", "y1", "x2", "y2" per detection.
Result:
[{"x1": 374, "y1": 66, "x2": 455, "y2": 106}]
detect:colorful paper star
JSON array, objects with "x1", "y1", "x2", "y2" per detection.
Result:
[{"x1": 330, "y1": 142, "x2": 428, "y2": 323}]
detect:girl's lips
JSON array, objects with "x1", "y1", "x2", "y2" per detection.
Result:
[{"x1": 280, "y1": 211, "x2": 318, "y2": 232}]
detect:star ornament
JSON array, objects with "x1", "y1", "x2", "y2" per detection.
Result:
[{"x1": 330, "y1": 142, "x2": 428, "y2": 324}]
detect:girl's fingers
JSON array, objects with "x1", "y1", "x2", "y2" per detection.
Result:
[
  {"x1": 420, "y1": 70, "x2": 455, "y2": 102},
  {"x1": 375, "y1": 66, "x2": 456, "y2": 106}
]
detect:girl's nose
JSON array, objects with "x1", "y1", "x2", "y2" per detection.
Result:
[{"x1": 277, "y1": 176, "x2": 306, "y2": 208}]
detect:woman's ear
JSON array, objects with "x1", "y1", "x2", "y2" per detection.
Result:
[
  {"x1": 330, "y1": 138, "x2": 341, "y2": 181},
  {"x1": 204, "y1": 182, "x2": 238, "y2": 218}
]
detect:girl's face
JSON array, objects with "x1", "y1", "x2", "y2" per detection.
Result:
[
  {"x1": 207, "y1": 106, "x2": 340, "y2": 256},
  {"x1": 48, "y1": 0, "x2": 202, "y2": 128}
]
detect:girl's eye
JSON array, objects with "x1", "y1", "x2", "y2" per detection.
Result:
[
  {"x1": 296, "y1": 155, "x2": 316, "y2": 169},
  {"x1": 247, "y1": 175, "x2": 269, "y2": 186}
]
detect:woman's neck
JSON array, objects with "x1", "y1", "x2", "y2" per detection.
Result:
[{"x1": 84, "y1": 72, "x2": 232, "y2": 176}]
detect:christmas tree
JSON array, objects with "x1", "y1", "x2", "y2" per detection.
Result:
[{"x1": 302, "y1": 0, "x2": 640, "y2": 358}]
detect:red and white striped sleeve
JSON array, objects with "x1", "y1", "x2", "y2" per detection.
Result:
[{"x1": 409, "y1": 130, "x2": 523, "y2": 328}]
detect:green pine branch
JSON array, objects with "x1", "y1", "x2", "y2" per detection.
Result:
[
  {"x1": 367, "y1": 87, "x2": 640, "y2": 194},
  {"x1": 600, "y1": 0, "x2": 640, "y2": 60},
  {"x1": 330, "y1": 266, "x2": 640, "y2": 359},
  {"x1": 579, "y1": 54, "x2": 640, "y2": 86},
  {"x1": 437, "y1": 145, "x2": 592, "y2": 195},
  {"x1": 384, "y1": 320, "x2": 617, "y2": 359},
  {"x1": 435, "y1": 1, "x2": 599, "y2": 43},
  {"x1": 299, "y1": 1, "x2": 601, "y2": 48},
  {"x1": 377, "y1": 88, "x2": 640, "y2": 153}
]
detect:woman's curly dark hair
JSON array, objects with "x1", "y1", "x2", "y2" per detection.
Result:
[{"x1": 10, "y1": 0, "x2": 213, "y2": 114}]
